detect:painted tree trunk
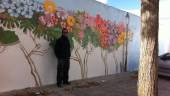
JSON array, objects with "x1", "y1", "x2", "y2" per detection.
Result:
[
  {"x1": 101, "y1": 48, "x2": 109, "y2": 76},
  {"x1": 138, "y1": 0, "x2": 159, "y2": 96},
  {"x1": 71, "y1": 44, "x2": 93, "y2": 79}
]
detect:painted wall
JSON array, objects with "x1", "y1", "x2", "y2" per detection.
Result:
[{"x1": 0, "y1": 0, "x2": 140, "y2": 92}]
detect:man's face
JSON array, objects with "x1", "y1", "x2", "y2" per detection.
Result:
[{"x1": 63, "y1": 29, "x2": 68, "y2": 36}]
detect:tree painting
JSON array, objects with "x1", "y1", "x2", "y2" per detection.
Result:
[
  {"x1": 0, "y1": 0, "x2": 50, "y2": 87},
  {"x1": 0, "y1": 0, "x2": 133, "y2": 86}
]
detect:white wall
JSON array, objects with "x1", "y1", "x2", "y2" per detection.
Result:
[
  {"x1": 0, "y1": 0, "x2": 140, "y2": 92},
  {"x1": 127, "y1": 15, "x2": 140, "y2": 71}
]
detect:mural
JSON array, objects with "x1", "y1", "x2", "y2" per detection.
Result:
[{"x1": 0, "y1": 0, "x2": 134, "y2": 91}]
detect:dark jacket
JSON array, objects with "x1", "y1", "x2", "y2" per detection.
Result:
[{"x1": 54, "y1": 35, "x2": 71, "y2": 59}]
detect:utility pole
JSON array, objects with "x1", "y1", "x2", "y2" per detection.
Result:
[{"x1": 124, "y1": 12, "x2": 129, "y2": 72}]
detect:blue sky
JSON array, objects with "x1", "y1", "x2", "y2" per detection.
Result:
[
  {"x1": 39, "y1": 0, "x2": 140, "y2": 11},
  {"x1": 107, "y1": 0, "x2": 140, "y2": 10},
  {"x1": 96, "y1": 0, "x2": 141, "y2": 16}
]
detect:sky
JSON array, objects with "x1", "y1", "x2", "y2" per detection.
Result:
[
  {"x1": 96, "y1": 0, "x2": 141, "y2": 16},
  {"x1": 96, "y1": 0, "x2": 170, "y2": 53}
]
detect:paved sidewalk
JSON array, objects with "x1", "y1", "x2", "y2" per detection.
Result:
[{"x1": 0, "y1": 72, "x2": 170, "y2": 96}]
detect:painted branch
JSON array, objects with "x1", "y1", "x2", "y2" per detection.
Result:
[
  {"x1": 101, "y1": 48, "x2": 109, "y2": 76},
  {"x1": 84, "y1": 49, "x2": 88, "y2": 78},
  {"x1": 112, "y1": 51, "x2": 119, "y2": 73},
  {"x1": 28, "y1": 34, "x2": 44, "y2": 86},
  {"x1": 19, "y1": 44, "x2": 40, "y2": 87},
  {"x1": 32, "y1": 50, "x2": 48, "y2": 56},
  {"x1": 70, "y1": 56, "x2": 79, "y2": 61},
  {"x1": 28, "y1": 46, "x2": 38, "y2": 56},
  {"x1": 19, "y1": 43, "x2": 42, "y2": 87},
  {"x1": 29, "y1": 32, "x2": 38, "y2": 45},
  {"x1": 84, "y1": 45, "x2": 93, "y2": 78},
  {"x1": 28, "y1": 56, "x2": 42, "y2": 86},
  {"x1": 74, "y1": 47, "x2": 85, "y2": 79}
]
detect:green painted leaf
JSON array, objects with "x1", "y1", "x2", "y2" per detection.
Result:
[
  {"x1": 33, "y1": 25, "x2": 45, "y2": 38},
  {"x1": 20, "y1": 19, "x2": 37, "y2": 33},
  {"x1": 81, "y1": 27, "x2": 100, "y2": 48},
  {"x1": 0, "y1": 27, "x2": 19, "y2": 45},
  {"x1": 82, "y1": 31, "x2": 90, "y2": 48},
  {"x1": 91, "y1": 30, "x2": 100, "y2": 48},
  {"x1": 68, "y1": 32, "x2": 74, "y2": 51},
  {"x1": 0, "y1": 14, "x2": 20, "y2": 29},
  {"x1": 114, "y1": 43, "x2": 120, "y2": 49},
  {"x1": 72, "y1": 24, "x2": 81, "y2": 44}
]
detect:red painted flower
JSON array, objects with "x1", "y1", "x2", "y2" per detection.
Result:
[
  {"x1": 39, "y1": 13, "x2": 58, "y2": 28},
  {"x1": 99, "y1": 20, "x2": 109, "y2": 48},
  {"x1": 95, "y1": 14, "x2": 103, "y2": 30},
  {"x1": 117, "y1": 23, "x2": 126, "y2": 32},
  {"x1": 39, "y1": 16, "x2": 46, "y2": 26}
]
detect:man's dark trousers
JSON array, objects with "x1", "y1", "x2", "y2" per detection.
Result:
[{"x1": 57, "y1": 59, "x2": 70, "y2": 85}]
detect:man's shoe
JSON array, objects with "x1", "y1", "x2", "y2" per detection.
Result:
[{"x1": 57, "y1": 83, "x2": 62, "y2": 88}]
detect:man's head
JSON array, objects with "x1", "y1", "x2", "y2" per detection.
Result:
[{"x1": 62, "y1": 28, "x2": 68, "y2": 36}]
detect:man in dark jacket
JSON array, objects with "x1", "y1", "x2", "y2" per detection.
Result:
[{"x1": 54, "y1": 28, "x2": 71, "y2": 87}]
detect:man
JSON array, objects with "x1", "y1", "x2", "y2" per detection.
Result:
[{"x1": 54, "y1": 28, "x2": 71, "y2": 87}]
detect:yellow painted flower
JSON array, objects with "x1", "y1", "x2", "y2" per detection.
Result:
[
  {"x1": 43, "y1": 0, "x2": 57, "y2": 14},
  {"x1": 117, "y1": 32, "x2": 125, "y2": 44},
  {"x1": 67, "y1": 16, "x2": 75, "y2": 27}
]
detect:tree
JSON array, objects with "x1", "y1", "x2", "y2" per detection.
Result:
[{"x1": 138, "y1": 0, "x2": 159, "y2": 96}]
